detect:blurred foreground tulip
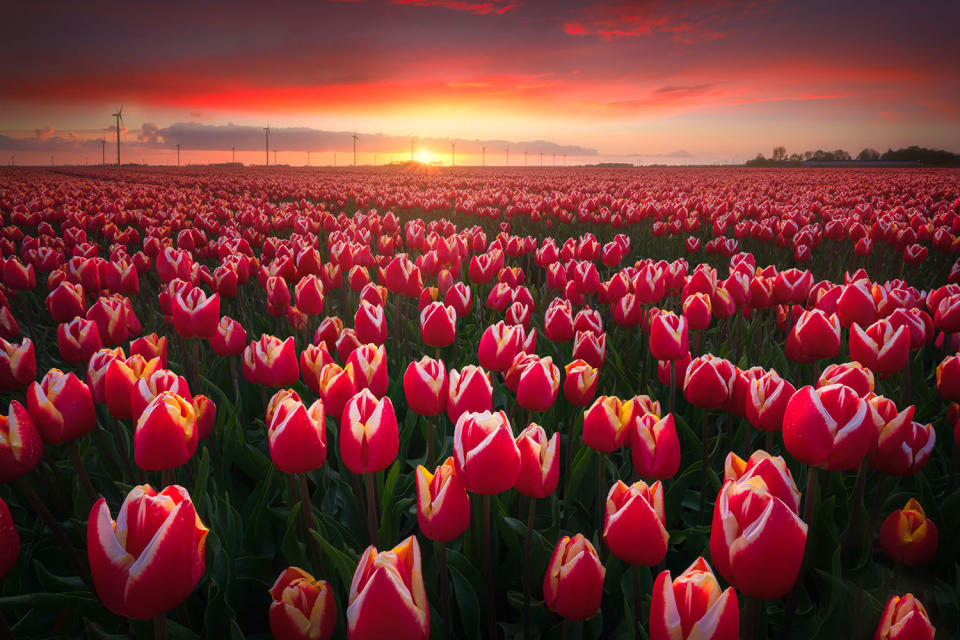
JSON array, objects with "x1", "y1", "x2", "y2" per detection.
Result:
[
  {"x1": 347, "y1": 536, "x2": 429, "y2": 640},
  {"x1": 0, "y1": 497, "x2": 19, "y2": 579},
  {"x1": 269, "y1": 567, "x2": 337, "y2": 640},
  {"x1": 87, "y1": 485, "x2": 208, "y2": 619}
]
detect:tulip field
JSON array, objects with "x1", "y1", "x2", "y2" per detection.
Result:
[{"x1": 2, "y1": 165, "x2": 960, "y2": 640}]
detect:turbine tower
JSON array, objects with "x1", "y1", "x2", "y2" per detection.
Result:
[
  {"x1": 176, "y1": 144, "x2": 181, "y2": 167},
  {"x1": 410, "y1": 138, "x2": 415, "y2": 161},
  {"x1": 482, "y1": 145, "x2": 486, "y2": 167},
  {"x1": 451, "y1": 141, "x2": 456, "y2": 167},
  {"x1": 111, "y1": 107, "x2": 124, "y2": 166},
  {"x1": 100, "y1": 138, "x2": 106, "y2": 165},
  {"x1": 505, "y1": 148, "x2": 509, "y2": 166},
  {"x1": 352, "y1": 131, "x2": 359, "y2": 166},
  {"x1": 263, "y1": 125, "x2": 270, "y2": 166}
]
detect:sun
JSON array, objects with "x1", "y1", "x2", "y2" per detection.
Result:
[{"x1": 415, "y1": 148, "x2": 434, "y2": 164}]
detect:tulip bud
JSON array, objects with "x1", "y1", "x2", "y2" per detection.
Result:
[
  {"x1": 172, "y1": 287, "x2": 220, "y2": 339},
  {"x1": 87, "y1": 485, "x2": 208, "y2": 619},
  {"x1": 105, "y1": 355, "x2": 162, "y2": 420},
  {"x1": 786, "y1": 309, "x2": 841, "y2": 363},
  {"x1": 134, "y1": 391, "x2": 198, "y2": 471},
  {"x1": 0, "y1": 337, "x2": 36, "y2": 392},
  {"x1": 649, "y1": 312, "x2": 688, "y2": 361},
  {"x1": 583, "y1": 395, "x2": 633, "y2": 452},
  {"x1": 515, "y1": 356, "x2": 560, "y2": 412},
  {"x1": 347, "y1": 536, "x2": 429, "y2": 640},
  {"x1": 403, "y1": 356, "x2": 447, "y2": 417},
  {"x1": 316, "y1": 362, "x2": 356, "y2": 418},
  {"x1": 130, "y1": 333, "x2": 168, "y2": 368},
  {"x1": 682, "y1": 292, "x2": 712, "y2": 331},
  {"x1": 544, "y1": 299, "x2": 575, "y2": 342},
  {"x1": 837, "y1": 280, "x2": 877, "y2": 328},
  {"x1": 562, "y1": 359, "x2": 598, "y2": 407},
  {"x1": 0, "y1": 400, "x2": 43, "y2": 482},
  {"x1": 783, "y1": 384, "x2": 872, "y2": 471},
  {"x1": 446, "y1": 365, "x2": 493, "y2": 424},
  {"x1": 130, "y1": 368, "x2": 192, "y2": 423},
  {"x1": 46, "y1": 281, "x2": 85, "y2": 323},
  {"x1": 710, "y1": 476, "x2": 807, "y2": 599},
  {"x1": 300, "y1": 343, "x2": 335, "y2": 393},
  {"x1": 543, "y1": 533, "x2": 605, "y2": 621},
  {"x1": 444, "y1": 281, "x2": 472, "y2": 317},
  {"x1": 354, "y1": 300, "x2": 387, "y2": 345},
  {"x1": 572, "y1": 330, "x2": 606, "y2": 369},
  {"x1": 874, "y1": 593, "x2": 935, "y2": 640},
  {"x1": 346, "y1": 343, "x2": 388, "y2": 398},
  {"x1": 818, "y1": 361, "x2": 874, "y2": 397},
  {"x1": 603, "y1": 479, "x2": 668, "y2": 566},
  {"x1": 453, "y1": 410, "x2": 521, "y2": 495},
  {"x1": 683, "y1": 354, "x2": 735, "y2": 410},
  {"x1": 419, "y1": 302, "x2": 457, "y2": 348},
  {"x1": 57, "y1": 317, "x2": 103, "y2": 364},
  {"x1": 850, "y1": 320, "x2": 910, "y2": 378},
  {"x1": 340, "y1": 389, "x2": 398, "y2": 474},
  {"x1": 630, "y1": 413, "x2": 681, "y2": 480},
  {"x1": 515, "y1": 423, "x2": 559, "y2": 498},
  {"x1": 269, "y1": 567, "x2": 337, "y2": 640},
  {"x1": 477, "y1": 321, "x2": 522, "y2": 372},
  {"x1": 0, "y1": 497, "x2": 19, "y2": 579},
  {"x1": 243, "y1": 335, "x2": 299, "y2": 387},
  {"x1": 936, "y1": 354, "x2": 960, "y2": 402},
  {"x1": 867, "y1": 396, "x2": 934, "y2": 476},
  {"x1": 192, "y1": 394, "x2": 216, "y2": 441},
  {"x1": 295, "y1": 275, "x2": 326, "y2": 316},
  {"x1": 879, "y1": 499, "x2": 938, "y2": 567},
  {"x1": 649, "y1": 557, "x2": 739, "y2": 640},
  {"x1": 27, "y1": 369, "x2": 97, "y2": 445},
  {"x1": 745, "y1": 369, "x2": 796, "y2": 432},
  {"x1": 415, "y1": 457, "x2": 470, "y2": 542},
  {"x1": 209, "y1": 316, "x2": 246, "y2": 357},
  {"x1": 724, "y1": 450, "x2": 801, "y2": 514},
  {"x1": 86, "y1": 347, "x2": 125, "y2": 404},
  {"x1": 268, "y1": 394, "x2": 327, "y2": 474}
]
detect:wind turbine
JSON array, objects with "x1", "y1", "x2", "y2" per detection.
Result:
[
  {"x1": 111, "y1": 106, "x2": 124, "y2": 166},
  {"x1": 263, "y1": 125, "x2": 270, "y2": 166},
  {"x1": 524, "y1": 149, "x2": 528, "y2": 166},
  {"x1": 176, "y1": 143, "x2": 181, "y2": 167},
  {"x1": 505, "y1": 148, "x2": 509, "y2": 166},
  {"x1": 352, "y1": 131, "x2": 359, "y2": 166},
  {"x1": 410, "y1": 138, "x2": 415, "y2": 161},
  {"x1": 482, "y1": 145, "x2": 487, "y2": 167},
  {"x1": 232, "y1": 147, "x2": 236, "y2": 164},
  {"x1": 451, "y1": 141, "x2": 456, "y2": 167},
  {"x1": 100, "y1": 138, "x2": 106, "y2": 165}
]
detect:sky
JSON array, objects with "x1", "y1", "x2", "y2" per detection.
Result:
[{"x1": 1, "y1": 0, "x2": 958, "y2": 166}]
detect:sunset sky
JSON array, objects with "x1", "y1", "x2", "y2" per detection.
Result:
[{"x1": 2, "y1": 0, "x2": 958, "y2": 166}]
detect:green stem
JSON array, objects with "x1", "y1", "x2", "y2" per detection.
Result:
[
  {"x1": 439, "y1": 542, "x2": 451, "y2": 640},
  {"x1": 699, "y1": 409, "x2": 709, "y2": 520},
  {"x1": 69, "y1": 440, "x2": 98, "y2": 504},
  {"x1": 632, "y1": 564, "x2": 643, "y2": 635},
  {"x1": 153, "y1": 613, "x2": 167, "y2": 640},
  {"x1": 299, "y1": 473, "x2": 326, "y2": 577},
  {"x1": 523, "y1": 497, "x2": 537, "y2": 640},
  {"x1": 742, "y1": 596, "x2": 760, "y2": 640},
  {"x1": 483, "y1": 494, "x2": 495, "y2": 640},
  {"x1": 365, "y1": 472, "x2": 379, "y2": 547}
]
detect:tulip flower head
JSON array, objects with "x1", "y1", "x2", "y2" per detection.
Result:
[
  {"x1": 543, "y1": 533, "x2": 605, "y2": 621},
  {"x1": 514, "y1": 423, "x2": 560, "y2": 499},
  {"x1": 403, "y1": 356, "x2": 447, "y2": 417},
  {"x1": 340, "y1": 389, "x2": 398, "y2": 475},
  {"x1": 649, "y1": 557, "x2": 739, "y2": 640},
  {"x1": 879, "y1": 499, "x2": 938, "y2": 567},
  {"x1": 87, "y1": 484, "x2": 208, "y2": 620},
  {"x1": 630, "y1": 413, "x2": 681, "y2": 480},
  {"x1": 134, "y1": 391, "x2": 198, "y2": 471},
  {"x1": 603, "y1": 479, "x2": 669, "y2": 566},
  {"x1": 415, "y1": 457, "x2": 471, "y2": 542},
  {"x1": 874, "y1": 593, "x2": 935, "y2": 640},
  {"x1": 783, "y1": 384, "x2": 872, "y2": 471},
  {"x1": 0, "y1": 400, "x2": 43, "y2": 482},
  {"x1": 347, "y1": 536, "x2": 429, "y2": 640},
  {"x1": 269, "y1": 567, "x2": 337, "y2": 640},
  {"x1": 453, "y1": 410, "x2": 521, "y2": 495},
  {"x1": 27, "y1": 368, "x2": 97, "y2": 445}
]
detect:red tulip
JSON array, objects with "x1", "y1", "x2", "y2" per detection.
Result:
[
  {"x1": 340, "y1": 389, "x2": 398, "y2": 474},
  {"x1": 192, "y1": 394, "x2": 216, "y2": 441},
  {"x1": 0, "y1": 401, "x2": 43, "y2": 482},
  {"x1": 682, "y1": 292, "x2": 712, "y2": 331},
  {"x1": 649, "y1": 311, "x2": 688, "y2": 361},
  {"x1": 86, "y1": 295, "x2": 132, "y2": 346},
  {"x1": 347, "y1": 536, "x2": 429, "y2": 640},
  {"x1": 415, "y1": 457, "x2": 471, "y2": 542},
  {"x1": 86, "y1": 347, "x2": 124, "y2": 404},
  {"x1": 172, "y1": 287, "x2": 220, "y2": 339},
  {"x1": 572, "y1": 330, "x2": 606, "y2": 369},
  {"x1": 346, "y1": 343, "x2": 388, "y2": 398},
  {"x1": 354, "y1": 300, "x2": 387, "y2": 345},
  {"x1": 785, "y1": 309, "x2": 840, "y2": 363},
  {"x1": 300, "y1": 343, "x2": 335, "y2": 393},
  {"x1": 818, "y1": 361, "x2": 874, "y2": 397},
  {"x1": 57, "y1": 317, "x2": 102, "y2": 364},
  {"x1": 850, "y1": 320, "x2": 910, "y2": 378},
  {"x1": 710, "y1": 473, "x2": 807, "y2": 599},
  {"x1": 477, "y1": 321, "x2": 522, "y2": 372},
  {"x1": 514, "y1": 423, "x2": 559, "y2": 498},
  {"x1": 316, "y1": 362, "x2": 356, "y2": 418},
  {"x1": 874, "y1": 593, "x2": 935, "y2": 640},
  {"x1": 266, "y1": 276, "x2": 292, "y2": 316},
  {"x1": 745, "y1": 369, "x2": 796, "y2": 432},
  {"x1": 295, "y1": 275, "x2": 326, "y2": 315},
  {"x1": 683, "y1": 354, "x2": 735, "y2": 410},
  {"x1": 934, "y1": 294, "x2": 960, "y2": 332},
  {"x1": 562, "y1": 359, "x2": 598, "y2": 407},
  {"x1": 313, "y1": 316, "x2": 343, "y2": 353},
  {"x1": 783, "y1": 384, "x2": 872, "y2": 471},
  {"x1": 936, "y1": 354, "x2": 960, "y2": 402},
  {"x1": 105, "y1": 355, "x2": 162, "y2": 420},
  {"x1": 209, "y1": 316, "x2": 246, "y2": 357},
  {"x1": 0, "y1": 497, "x2": 19, "y2": 579},
  {"x1": 403, "y1": 356, "x2": 447, "y2": 416},
  {"x1": 603, "y1": 479, "x2": 668, "y2": 566},
  {"x1": 130, "y1": 368, "x2": 192, "y2": 422},
  {"x1": 269, "y1": 567, "x2": 337, "y2": 640},
  {"x1": 444, "y1": 281, "x2": 472, "y2": 317},
  {"x1": 837, "y1": 281, "x2": 876, "y2": 328},
  {"x1": 724, "y1": 450, "x2": 801, "y2": 515},
  {"x1": 267, "y1": 393, "x2": 327, "y2": 473},
  {"x1": 27, "y1": 369, "x2": 96, "y2": 445},
  {"x1": 868, "y1": 399, "x2": 934, "y2": 476},
  {"x1": 0, "y1": 337, "x2": 36, "y2": 392},
  {"x1": 544, "y1": 298, "x2": 575, "y2": 342},
  {"x1": 515, "y1": 356, "x2": 560, "y2": 412},
  {"x1": 3, "y1": 257, "x2": 35, "y2": 290},
  {"x1": 630, "y1": 413, "x2": 681, "y2": 480},
  {"x1": 46, "y1": 281, "x2": 85, "y2": 323},
  {"x1": 134, "y1": 391, "x2": 198, "y2": 471},
  {"x1": 649, "y1": 557, "x2": 738, "y2": 640},
  {"x1": 583, "y1": 395, "x2": 633, "y2": 452},
  {"x1": 419, "y1": 301, "x2": 457, "y2": 348},
  {"x1": 243, "y1": 335, "x2": 299, "y2": 387},
  {"x1": 130, "y1": 333, "x2": 168, "y2": 368},
  {"x1": 504, "y1": 300, "x2": 531, "y2": 330},
  {"x1": 879, "y1": 499, "x2": 938, "y2": 567},
  {"x1": 543, "y1": 533, "x2": 605, "y2": 621},
  {"x1": 446, "y1": 365, "x2": 493, "y2": 424},
  {"x1": 87, "y1": 484, "x2": 208, "y2": 619},
  {"x1": 453, "y1": 410, "x2": 521, "y2": 495}
]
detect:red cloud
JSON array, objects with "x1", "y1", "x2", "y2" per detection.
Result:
[
  {"x1": 391, "y1": 0, "x2": 515, "y2": 15},
  {"x1": 564, "y1": 0, "x2": 776, "y2": 43}
]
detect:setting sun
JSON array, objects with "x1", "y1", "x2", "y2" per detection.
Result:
[{"x1": 415, "y1": 148, "x2": 435, "y2": 164}]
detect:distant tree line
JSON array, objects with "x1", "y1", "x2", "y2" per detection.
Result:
[{"x1": 746, "y1": 145, "x2": 960, "y2": 167}]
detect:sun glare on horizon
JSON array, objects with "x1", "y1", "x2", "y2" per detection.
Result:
[{"x1": 415, "y1": 148, "x2": 435, "y2": 164}]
